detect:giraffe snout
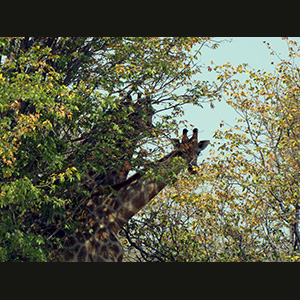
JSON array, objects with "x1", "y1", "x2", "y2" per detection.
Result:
[{"x1": 188, "y1": 163, "x2": 198, "y2": 175}]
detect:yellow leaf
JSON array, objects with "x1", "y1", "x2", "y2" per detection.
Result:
[{"x1": 3, "y1": 171, "x2": 11, "y2": 178}]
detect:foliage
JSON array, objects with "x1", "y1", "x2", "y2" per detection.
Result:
[
  {"x1": 0, "y1": 37, "x2": 217, "y2": 261},
  {"x1": 122, "y1": 37, "x2": 300, "y2": 262}
]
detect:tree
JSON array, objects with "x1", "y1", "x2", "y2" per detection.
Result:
[
  {"x1": 122, "y1": 37, "x2": 300, "y2": 262},
  {"x1": 0, "y1": 37, "x2": 219, "y2": 261}
]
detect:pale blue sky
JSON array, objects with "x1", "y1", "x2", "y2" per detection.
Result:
[{"x1": 181, "y1": 37, "x2": 300, "y2": 160}]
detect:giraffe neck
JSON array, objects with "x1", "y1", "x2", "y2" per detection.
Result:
[
  {"x1": 59, "y1": 150, "x2": 185, "y2": 262},
  {"x1": 113, "y1": 149, "x2": 185, "y2": 226}
]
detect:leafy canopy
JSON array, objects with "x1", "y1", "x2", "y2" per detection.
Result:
[
  {"x1": 0, "y1": 37, "x2": 217, "y2": 261},
  {"x1": 122, "y1": 38, "x2": 300, "y2": 262}
]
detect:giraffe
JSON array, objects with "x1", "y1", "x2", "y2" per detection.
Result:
[{"x1": 58, "y1": 128, "x2": 209, "y2": 262}]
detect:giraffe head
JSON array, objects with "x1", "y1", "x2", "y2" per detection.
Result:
[{"x1": 172, "y1": 128, "x2": 209, "y2": 174}]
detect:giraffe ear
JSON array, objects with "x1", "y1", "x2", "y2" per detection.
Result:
[{"x1": 198, "y1": 140, "x2": 210, "y2": 151}]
